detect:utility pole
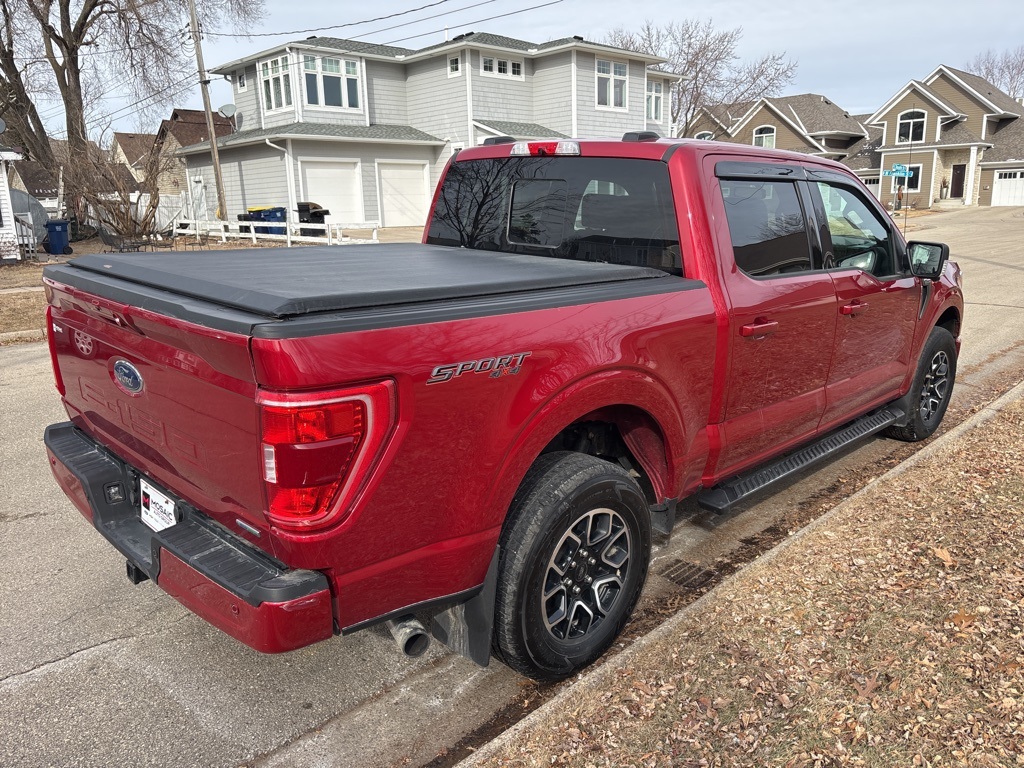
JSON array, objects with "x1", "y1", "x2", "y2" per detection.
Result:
[{"x1": 187, "y1": 0, "x2": 228, "y2": 221}]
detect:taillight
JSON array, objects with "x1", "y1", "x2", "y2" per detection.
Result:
[
  {"x1": 45, "y1": 305, "x2": 66, "y2": 396},
  {"x1": 258, "y1": 380, "x2": 395, "y2": 532}
]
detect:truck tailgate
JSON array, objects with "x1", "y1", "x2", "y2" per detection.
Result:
[{"x1": 45, "y1": 276, "x2": 266, "y2": 534}]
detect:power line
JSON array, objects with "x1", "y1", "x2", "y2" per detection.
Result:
[
  {"x1": 381, "y1": 0, "x2": 564, "y2": 45},
  {"x1": 206, "y1": 0, "x2": 457, "y2": 38}
]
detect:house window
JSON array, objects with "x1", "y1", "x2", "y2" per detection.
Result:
[
  {"x1": 480, "y1": 56, "x2": 523, "y2": 79},
  {"x1": 695, "y1": 131, "x2": 714, "y2": 140},
  {"x1": 236, "y1": 71, "x2": 247, "y2": 92},
  {"x1": 261, "y1": 55, "x2": 292, "y2": 111},
  {"x1": 448, "y1": 56, "x2": 460, "y2": 77},
  {"x1": 890, "y1": 164, "x2": 922, "y2": 193},
  {"x1": 304, "y1": 55, "x2": 360, "y2": 109},
  {"x1": 646, "y1": 81, "x2": 663, "y2": 121},
  {"x1": 753, "y1": 125, "x2": 776, "y2": 149},
  {"x1": 896, "y1": 110, "x2": 925, "y2": 143},
  {"x1": 597, "y1": 59, "x2": 627, "y2": 109}
]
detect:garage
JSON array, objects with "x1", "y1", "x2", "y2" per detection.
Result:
[
  {"x1": 378, "y1": 162, "x2": 430, "y2": 227},
  {"x1": 300, "y1": 161, "x2": 363, "y2": 225},
  {"x1": 992, "y1": 169, "x2": 1024, "y2": 206}
]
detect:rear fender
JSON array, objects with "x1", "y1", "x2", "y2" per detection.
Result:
[{"x1": 482, "y1": 368, "x2": 688, "y2": 533}]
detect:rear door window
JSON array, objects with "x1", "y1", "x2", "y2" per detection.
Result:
[
  {"x1": 719, "y1": 179, "x2": 815, "y2": 277},
  {"x1": 426, "y1": 157, "x2": 682, "y2": 275}
]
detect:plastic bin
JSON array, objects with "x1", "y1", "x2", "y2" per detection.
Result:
[
  {"x1": 45, "y1": 219, "x2": 72, "y2": 256},
  {"x1": 237, "y1": 212, "x2": 253, "y2": 234},
  {"x1": 297, "y1": 201, "x2": 331, "y2": 236},
  {"x1": 246, "y1": 206, "x2": 273, "y2": 235}
]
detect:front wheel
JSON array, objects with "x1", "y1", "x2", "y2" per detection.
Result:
[
  {"x1": 886, "y1": 326, "x2": 957, "y2": 442},
  {"x1": 492, "y1": 452, "x2": 651, "y2": 681}
]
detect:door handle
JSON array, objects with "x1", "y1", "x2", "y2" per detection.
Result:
[
  {"x1": 740, "y1": 319, "x2": 779, "y2": 337},
  {"x1": 840, "y1": 301, "x2": 868, "y2": 316}
]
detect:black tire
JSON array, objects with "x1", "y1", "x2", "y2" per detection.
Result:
[
  {"x1": 492, "y1": 451, "x2": 651, "y2": 681},
  {"x1": 886, "y1": 326, "x2": 957, "y2": 442}
]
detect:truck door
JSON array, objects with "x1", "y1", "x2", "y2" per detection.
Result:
[
  {"x1": 804, "y1": 175, "x2": 920, "y2": 428},
  {"x1": 708, "y1": 162, "x2": 837, "y2": 477}
]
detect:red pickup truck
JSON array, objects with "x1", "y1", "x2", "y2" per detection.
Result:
[{"x1": 43, "y1": 136, "x2": 962, "y2": 680}]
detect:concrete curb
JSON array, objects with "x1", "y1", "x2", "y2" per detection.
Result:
[
  {"x1": 0, "y1": 329, "x2": 44, "y2": 343},
  {"x1": 459, "y1": 379, "x2": 1024, "y2": 766}
]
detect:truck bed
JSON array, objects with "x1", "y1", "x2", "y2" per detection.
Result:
[{"x1": 53, "y1": 244, "x2": 669, "y2": 319}]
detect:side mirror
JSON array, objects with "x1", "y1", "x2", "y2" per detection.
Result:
[{"x1": 907, "y1": 241, "x2": 949, "y2": 280}]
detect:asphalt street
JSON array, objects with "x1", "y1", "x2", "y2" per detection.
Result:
[{"x1": 1, "y1": 205, "x2": 1022, "y2": 767}]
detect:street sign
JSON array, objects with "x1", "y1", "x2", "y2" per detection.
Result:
[
  {"x1": 883, "y1": 170, "x2": 913, "y2": 177},
  {"x1": 891, "y1": 163, "x2": 908, "y2": 172}
]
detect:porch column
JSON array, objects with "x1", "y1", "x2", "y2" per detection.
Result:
[{"x1": 964, "y1": 146, "x2": 978, "y2": 206}]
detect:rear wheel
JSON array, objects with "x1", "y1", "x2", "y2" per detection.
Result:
[
  {"x1": 886, "y1": 326, "x2": 957, "y2": 442},
  {"x1": 492, "y1": 452, "x2": 651, "y2": 681}
]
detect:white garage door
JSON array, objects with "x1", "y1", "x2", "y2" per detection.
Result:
[
  {"x1": 379, "y1": 163, "x2": 430, "y2": 227},
  {"x1": 993, "y1": 169, "x2": 1024, "y2": 206},
  {"x1": 301, "y1": 161, "x2": 363, "y2": 225}
]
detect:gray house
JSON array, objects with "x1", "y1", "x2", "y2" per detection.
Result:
[{"x1": 181, "y1": 32, "x2": 679, "y2": 227}]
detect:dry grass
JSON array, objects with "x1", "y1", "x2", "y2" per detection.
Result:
[
  {"x1": 0, "y1": 262, "x2": 46, "y2": 290},
  {"x1": 0, "y1": 292, "x2": 46, "y2": 336},
  {"x1": 475, "y1": 398, "x2": 1024, "y2": 767}
]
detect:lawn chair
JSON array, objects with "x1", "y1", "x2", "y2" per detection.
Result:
[{"x1": 98, "y1": 227, "x2": 143, "y2": 253}]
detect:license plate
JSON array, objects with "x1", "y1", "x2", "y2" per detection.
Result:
[{"x1": 140, "y1": 477, "x2": 177, "y2": 532}]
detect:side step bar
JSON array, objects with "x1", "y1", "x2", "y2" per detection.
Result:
[{"x1": 696, "y1": 407, "x2": 905, "y2": 513}]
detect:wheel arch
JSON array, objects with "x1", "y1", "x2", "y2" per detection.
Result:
[{"x1": 482, "y1": 369, "x2": 689, "y2": 533}]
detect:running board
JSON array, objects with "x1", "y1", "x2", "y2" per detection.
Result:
[{"x1": 696, "y1": 407, "x2": 905, "y2": 514}]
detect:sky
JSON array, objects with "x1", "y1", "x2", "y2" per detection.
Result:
[{"x1": 33, "y1": 0, "x2": 1024, "y2": 139}]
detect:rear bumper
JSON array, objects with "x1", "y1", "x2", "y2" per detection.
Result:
[{"x1": 44, "y1": 422, "x2": 335, "y2": 653}]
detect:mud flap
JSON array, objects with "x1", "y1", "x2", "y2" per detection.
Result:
[{"x1": 430, "y1": 547, "x2": 499, "y2": 667}]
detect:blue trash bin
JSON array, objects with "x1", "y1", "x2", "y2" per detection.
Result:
[
  {"x1": 263, "y1": 207, "x2": 287, "y2": 235},
  {"x1": 46, "y1": 219, "x2": 71, "y2": 256}
]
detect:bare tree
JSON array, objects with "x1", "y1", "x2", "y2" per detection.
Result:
[
  {"x1": 0, "y1": 0, "x2": 261, "y2": 212},
  {"x1": 968, "y1": 46, "x2": 1024, "y2": 99},
  {"x1": 0, "y1": 0, "x2": 54, "y2": 164},
  {"x1": 606, "y1": 20, "x2": 797, "y2": 136}
]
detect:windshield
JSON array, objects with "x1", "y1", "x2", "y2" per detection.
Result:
[{"x1": 425, "y1": 156, "x2": 682, "y2": 275}]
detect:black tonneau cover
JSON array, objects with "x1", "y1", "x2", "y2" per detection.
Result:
[{"x1": 60, "y1": 244, "x2": 667, "y2": 319}]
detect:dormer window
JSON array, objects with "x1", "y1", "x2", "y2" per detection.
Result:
[
  {"x1": 304, "y1": 55, "x2": 360, "y2": 109},
  {"x1": 481, "y1": 56, "x2": 524, "y2": 80},
  {"x1": 261, "y1": 55, "x2": 292, "y2": 112},
  {"x1": 695, "y1": 131, "x2": 714, "y2": 140},
  {"x1": 897, "y1": 110, "x2": 925, "y2": 143},
  {"x1": 753, "y1": 125, "x2": 776, "y2": 149}
]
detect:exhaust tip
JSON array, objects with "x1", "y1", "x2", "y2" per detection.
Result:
[{"x1": 386, "y1": 615, "x2": 431, "y2": 658}]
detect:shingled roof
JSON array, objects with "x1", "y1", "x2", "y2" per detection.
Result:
[
  {"x1": 942, "y1": 66, "x2": 1023, "y2": 115},
  {"x1": 113, "y1": 132, "x2": 156, "y2": 167},
  {"x1": 158, "y1": 109, "x2": 233, "y2": 149},
  {"x1": 179, "y1": 122, "x2": 443, "y2": 153}
]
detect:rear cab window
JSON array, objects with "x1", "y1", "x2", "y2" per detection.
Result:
[{"x1": 426, "y1": 157, "x2": 682, "y2": 275}]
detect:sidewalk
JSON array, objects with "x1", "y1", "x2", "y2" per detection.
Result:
[{"x1": 464, "y1": 382, "x2": 1024, "y2": 767}]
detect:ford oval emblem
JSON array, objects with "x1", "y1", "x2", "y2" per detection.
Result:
[{"x1": 112, "y1": 359, "x2": 144, "y2": 396}]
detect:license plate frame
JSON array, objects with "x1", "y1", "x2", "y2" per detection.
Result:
[{"x1": 140, "y1": 476, "x2": 177, "y2": 532}]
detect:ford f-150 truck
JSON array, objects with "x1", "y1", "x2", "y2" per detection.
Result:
[{"x1": 43, "y1": 135, "x2": 963, "y2": 680}]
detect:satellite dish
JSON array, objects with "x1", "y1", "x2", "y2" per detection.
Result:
[
  {"x1": 217, "y1": 104, "x2": 236, "y2": 118},
  {"x1": 0, "y1": 117, "x2": 7, "y2": 135}
]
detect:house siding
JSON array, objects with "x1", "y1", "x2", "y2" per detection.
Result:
[
  {"x1": 926, "y1": 73, "x2": 990, "y2": 138},
  {"x1": 734, "y1": 106, "x2": 817, "y2": 152},
  {"x1": 367, "y1": 61, "x2": 408, "y2": 125},
  {"x1": 574, "y1": 52, "x2": 647, "y2": 137},
  {"x1": 187, "y1": 145, "x2": 288, "y2": 219},
  {"x1": 978, "y1": 167, "x2": 995, "y2": 206},
  {"x1": 875, "y1": 90, "x2": 941, "y2": 146},
  {"x1": 470, "y1": 50, "x2": 534, "y2": 125},
  {"x1": 406, "y1": 56, "x2": 468, "y2": 146},
  {"x1": 233, "y1": 63, "x2": 261, "y2": 133},
  {"x1": 879, "y1": 150, "x2": 936, "y2": 210},
  {"x1": 532, "y1": 51, "x2": 574, "y2": 136}
]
